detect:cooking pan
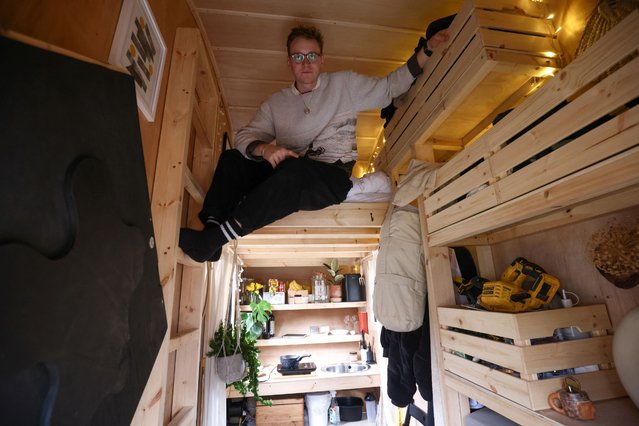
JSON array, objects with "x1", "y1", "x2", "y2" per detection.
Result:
[{"x1": 280, "y1": 353, "x2": 311, "y2": 370}]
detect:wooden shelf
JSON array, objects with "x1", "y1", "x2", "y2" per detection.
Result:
[
  {"x1": 445, "y1": 372, "x2": 638, "y2": 426},
  {"x1": 240, "y1": 301, "x2": 366, "y2": 312},
  {"x1": 255, "y1": 334, "x2": 360, "y2": 347},
  {"x1": 228, "y1": 363, "x2": 381, "y2": 397}
]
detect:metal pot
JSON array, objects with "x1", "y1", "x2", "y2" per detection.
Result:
[{"x1": 279, "y1": 354, "x2": 310, "y2": 370}]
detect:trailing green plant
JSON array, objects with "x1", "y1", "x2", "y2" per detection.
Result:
[
  {"x1": 323, "y1": 258, "x2": 344, "y2": 285},
  {"x1": 207, "y1": 301, "x2": 273, "y2": 407}
]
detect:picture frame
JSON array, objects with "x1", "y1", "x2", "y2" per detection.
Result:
[{"x1": 108, "y1": 0, "x2": 167, "y2": 122}]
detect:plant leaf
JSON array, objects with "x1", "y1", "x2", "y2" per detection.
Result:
[{"x1": 331, "y1": 258, "x2": 339, "y2": 271}]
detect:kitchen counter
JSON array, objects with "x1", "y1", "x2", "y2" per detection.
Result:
[{"x1": 227, "y1": 362, "x2": 380, "y2": 397}]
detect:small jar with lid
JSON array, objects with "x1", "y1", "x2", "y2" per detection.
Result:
[{"x1": 349, "y1": 351, "x2": 359, "y2": 362}]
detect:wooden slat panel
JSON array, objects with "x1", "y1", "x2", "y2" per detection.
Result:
[
  {"x1": 438, "y1": 305, "x2": 612, "y2": 340},
  {"x1": 481, "y1": 185, "x2": 639, "y2": 245},
  {"x1": 265, "y1": 203, "x2": 388, "y2": 228},
  {"x1": 432, "y1": 10, "x2": 639, "y2": 190},
  {"x1": 478, "y1": 27, "x2": 556, "y2": 54},
  {"x1": 475, "y1": 9, "x2": 556, "y2": 36},
  {"x1": 237, "y1": 248, "x2": 377, "y2": 258},
  {"x1": 442, "y1": 330, "x2": 614, "y2": 375},
  {"x1": 443, "y1": 352, "x2": 532, "y2": 408},
  {"x1": 387, "y1": 37, "x2": 492, "y2": 170},
  {"x1": 496, "y1": 106, "x2": 639, "y2": 202},
  {"x1": 237, "y1": 238, "x2": 379, "y2": 248},
  {"x1": 428, "y1": 145, "x2": 639, "y2": 246},
  {"x1": 172, "y1": 264, "x2": 207, "y2": 413},
  {"x1": 383, "y1": 8, "x2": 478, "y2": 141},
  {"x1": 426, "y1": 97, "x2": 639, "y2": 220},
  {"x1": 137, "y1": 27, "x2": 201, "y2": 426},
  {"x1": 444, "y1": 372, "x2": 562, "y2": 425},
  {"x1": 244, "y1": 227, "x2": 380, "y2": 239},
  {"x1": 445, "y1": 354, "x2": 625, "y2": 411}
]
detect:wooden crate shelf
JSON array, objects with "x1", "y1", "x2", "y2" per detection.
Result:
[
  {"x1": 437, "y1": 305, "x2": 626, "y2": 410},
  {"x1": 378, "y1": 0, "x2": 562, "y2": 175},
  {"x1": 422, "y1": 10, "x2": 639, "y2": 247}
]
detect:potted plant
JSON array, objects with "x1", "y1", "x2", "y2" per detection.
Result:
[
  {"x1": 207, "y1": 299, "x2": 273, "y2": 406},
  {"x1": 324, "y1": 258, "x2": 345, "y2": 301}
]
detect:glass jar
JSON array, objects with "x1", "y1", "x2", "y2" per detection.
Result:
[{"x1": 312, "y1": 272, "x2": 328, "y2": 303}]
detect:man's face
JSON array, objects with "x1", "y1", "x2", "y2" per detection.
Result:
[{"x1": 287, "y1": 37, "x2": 323, "y2": 89}]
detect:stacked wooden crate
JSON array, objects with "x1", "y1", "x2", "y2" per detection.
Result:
[
  {"x1": 377, "y1": 0, "x2": 563, "y2": 178},
  {"x1": 438, "y1": 305, "x2": 625, "y2": 410},
  {"x1": 420, "y1": 9, "x2": 639, "y2": 424},
  {"x1": 256, "y1": 396, "x2": 304, "y2": 425},
  {"x1": 422, "y1": 10, "x2": 639, "y2": 247}
]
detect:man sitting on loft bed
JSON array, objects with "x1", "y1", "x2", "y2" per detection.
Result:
[{"x1": 179, "y1": 18, "x2": 452, "y2": 262}]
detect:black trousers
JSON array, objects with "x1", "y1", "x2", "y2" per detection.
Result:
[{"x1": 199, "y1": 149, "x2": 353, "y2": 234}]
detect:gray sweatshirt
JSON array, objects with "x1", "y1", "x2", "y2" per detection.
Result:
[{"x1": 233, "y1": 63, "x2": 417, "y2": 164}]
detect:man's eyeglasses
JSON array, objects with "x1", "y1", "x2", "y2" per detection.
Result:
[{"x1": 289, "y1": 52, "x2": 321, "y2": 64}]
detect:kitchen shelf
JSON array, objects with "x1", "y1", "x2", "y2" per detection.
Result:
[
  {"x1": 255, "y1": 334, "x2": 360, "y2": 347},
  {"x1": 240, "y1": 301, "x2": 366, "y2": 312}
]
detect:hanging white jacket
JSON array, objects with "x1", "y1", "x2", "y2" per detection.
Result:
[{"x1": 373, "y1": 205, "x2": 427, "y2": 332}]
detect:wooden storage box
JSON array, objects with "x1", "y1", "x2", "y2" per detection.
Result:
[
  {"x1": 380, "y1": 0, "x2": 562, "y2": 173},
  {"x1": 422, "y1": 11, "x2": 639, "y2": 247},
  {"x1": 256, "y1": 396, "x2": 304, "y2": 425},
  {"x1": 437, "y1": 305, "x2": 626, "y2": 410}
]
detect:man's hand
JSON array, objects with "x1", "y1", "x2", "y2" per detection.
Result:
[
  {"x1": 260, "y1": 144, "x2": 299, "y2": 168},
  {"x1": 428, "y1": 29, "x2": 450, "y2": 52}
]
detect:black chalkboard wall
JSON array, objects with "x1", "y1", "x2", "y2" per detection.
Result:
[{"x1": 0, "y1": 36, "x2": 167, "y2": 425}]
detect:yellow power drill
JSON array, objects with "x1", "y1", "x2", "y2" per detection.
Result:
[{"x1": 478, "y1": 257, "x2": 560, "y2": 312}]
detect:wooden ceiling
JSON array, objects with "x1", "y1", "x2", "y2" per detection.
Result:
[{"x1": 190, "y1": 0, "x2": 464, "y2": 175}]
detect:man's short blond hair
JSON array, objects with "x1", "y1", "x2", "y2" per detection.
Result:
[{"x1": 287, "y1": 25, "x2": 324, "y2": 54}]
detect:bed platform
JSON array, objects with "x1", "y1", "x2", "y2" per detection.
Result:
[{"x1": 235, "y1": 202, "x2": 389, "y2": 267}]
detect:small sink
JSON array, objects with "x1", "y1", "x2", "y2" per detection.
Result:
[{"x1": 321, "y1": 362, "x2": 370, "y2": 374}]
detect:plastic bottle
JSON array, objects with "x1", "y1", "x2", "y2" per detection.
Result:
[
  {"x1": 268, "y1": 311, "x2": 275, "y2": 338},
  {"x1": 365, "y1": 393, "x2": 377, "y2": 423},
  {"x1": 328, "y1": 390, "x2": 340, "y2": 424},
  {"x1": 360, "y1": 331, "x2": 368, "y2": 362}
]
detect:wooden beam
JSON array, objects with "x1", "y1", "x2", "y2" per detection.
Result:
[
  {"x1": 236, "y1": 238, "x2": 379, "y2": 248},
  {"x1": 169, "y1": 328, "x2": 200, "y2": 353},
  {"x1": 183, "y1": 166, "x2": 205, "y2": 205},
  {"x1": 166, "y1": 406, "x2": 195, "y2": 426},
  {"x1": 265, "y1": 203, "x2": 388, "y2": 228},
  {"x1": 244, "y1": 227, "x2": 381, "y2": 239},
  {"x1": 135, "y1": 27, "x2": 201, "y2": 426}
]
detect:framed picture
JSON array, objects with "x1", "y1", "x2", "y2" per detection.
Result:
[{"x1": 109, "y1": 0, "x2": 167, "y2": 122}]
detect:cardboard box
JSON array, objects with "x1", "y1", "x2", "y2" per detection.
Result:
[
  {"x1": 262, "y1": 291, "x2": 285, "y2": 305},
  {"x1": 287, "y1": 289, "x2": 308, "y2": 304}
]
